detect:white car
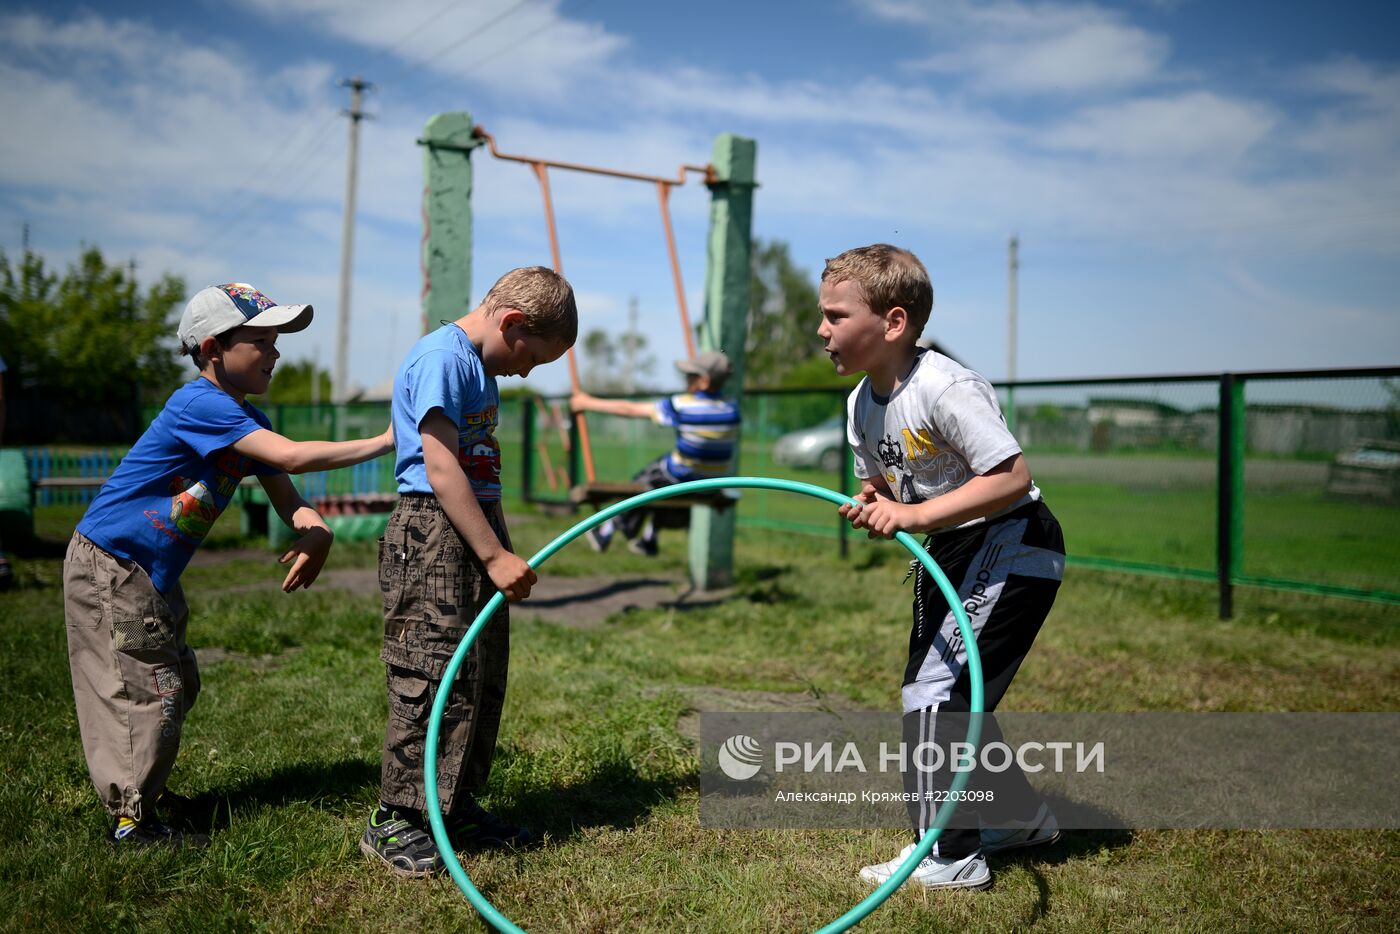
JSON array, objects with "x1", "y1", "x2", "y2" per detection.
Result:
[{"x1": 772, "y1": 415, "x2": 847, "y2": 472}]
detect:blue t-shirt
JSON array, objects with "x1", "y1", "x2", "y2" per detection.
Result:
[
  {"x1": 392, "y1": 324, "x2": 501, "y2": 501},
  {"x1": 654, "y1": 390, "x2": 741, "y2": 480},
  {"x1": 77, "y1": 378, "x2": 277, "y2": 594}
]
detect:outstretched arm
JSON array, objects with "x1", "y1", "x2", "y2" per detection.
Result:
[
  {"x1": 233, "y1": 424, "x2": 393, "y2": 474},
  {"x1": 570, "y1": 392, "x2": 655, "y2": 419},
  {"x1": 258, "y1": 472, "x2": 334, "y2": 591}
]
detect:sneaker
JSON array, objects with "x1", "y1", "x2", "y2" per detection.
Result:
[
  {"x1": 586, "y1": 525, "x2": 612, "y2": 552},
  {"x1": 979, "y1": 803, "x2": 1060, "y2": 856},
  {"x1": 446, "y1": 797, "x2": 536, "y2": 849},
  {"x1": 859, "y1": 843, "x2": 991, "y2": 890},
  {"x1": 360, "y1": 807, "x2": 443, "y2": 878},
  {"x1": 108, "y1": 814, "x2": 209, "y2": 849},
  {"x1": 627, "y1": 537, "x2": 659, "y2": 557}
]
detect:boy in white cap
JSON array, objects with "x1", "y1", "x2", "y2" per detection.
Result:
[
  {"x1": 571, "y1": 350, "x2": 740, "y2": 555},
  {"x1": 64, "y1": 283, "x2": 393, "y2": 847}
]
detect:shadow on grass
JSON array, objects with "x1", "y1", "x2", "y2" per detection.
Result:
[
  {"x1": 501, "y1": 760, "x2": 688, "y2": 845},
  {"x1": 982, "y1": 791, "x2": 1135, "y2": 923},
  {"x1": 165, "y1": 757, "x2": 380, "y2": 831},
  {"x1": 166, "y1": 755, "x2": 686, "y2": 848}
]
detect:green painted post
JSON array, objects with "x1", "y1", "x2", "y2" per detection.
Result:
[
  {"x1": 689, "y1": 134, "x2": 756, "y2": 590},
  {"x1": 418, "y1": 112, "x2": 481, "y2": 335}
]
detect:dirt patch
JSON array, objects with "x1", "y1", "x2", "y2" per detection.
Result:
[
  {"x1": 201, "y1": 566, "x2": 383, "y2": 598},
  {"x1": 200, "y1": 563, "x2": 734, "y2": 628},
  {"x1": 658, "y1": 685, "x2": 863, "y2": 742},
  {"x1": 513, "y1": 575, "x2": 733, "y2": 629},
  {"x1": 189, "y1": 546, "x2": 279, "y2": 568}
]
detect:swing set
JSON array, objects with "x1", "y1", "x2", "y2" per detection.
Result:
[{"x1": 471, "y1": 125, "x2": 742, "y2": 517}]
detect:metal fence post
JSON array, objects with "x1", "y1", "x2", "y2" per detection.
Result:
[
  {"x1": 1216, "y1": 373, "x2": 1245, "y2": 618},
  {"x1": 568, "y1": 410, "x2": 581, "y2": 491},
  {"x1": 839, "y1": 441, "x2": 852, "y2": 560},
  {"x1": 522, "y1": 396, "x2": 535, "y2": 502}
]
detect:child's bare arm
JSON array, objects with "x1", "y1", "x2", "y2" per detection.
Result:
[
  {"x1": 846, "y1": 454, "x2": 1032, "y2": 538},
  {"x1": 258, "y1": 473, "x2": 334, "y2": 591},
  {"x1": 232, "y1": 425, "x2": 393, "y2": 474},
  {"x1": 570, "y1": 392, "x2": 654, "y2": 419},
  {"x1": 420, "y1": 410, "x2": 536, "y2": 602}
]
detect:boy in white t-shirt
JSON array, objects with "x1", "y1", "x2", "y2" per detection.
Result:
[{"x1": 818, "y1": 244, "x2": 1066, "y2": 890}]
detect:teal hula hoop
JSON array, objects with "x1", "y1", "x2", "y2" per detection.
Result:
[{"x1": 424, "y1": 477, "x2": 985, "y2": 933}]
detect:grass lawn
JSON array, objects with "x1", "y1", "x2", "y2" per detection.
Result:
[{"x1": 3, "y1": 503, "x2": 1398, "y2": 932}]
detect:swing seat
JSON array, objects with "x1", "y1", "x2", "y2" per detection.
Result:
[{"x1": 569, "y1": 482, "x2": 738, "y2": 529}]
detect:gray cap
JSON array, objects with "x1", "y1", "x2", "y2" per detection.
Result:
[
  {"x1": 675, "y1": 349, "x2": 733, "y2": 384},
  {"x1": 177, "y1": 283, "x2": 313, "y2": 354}
]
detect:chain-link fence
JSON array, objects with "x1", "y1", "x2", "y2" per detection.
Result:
[{"x1": 18, "y1": 366, "x2": 1398, "y2": 612}]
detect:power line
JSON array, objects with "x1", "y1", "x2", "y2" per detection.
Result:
[
  {"x1": 414, "y1": 0, "x2": 598, "y2": 99},
  {"x1": 197, "y1": 110, "x2": 344, "y2": 257},
  {"x1": 379, "y1": 0, "x2": 533, "y2": 88},
  {"x1": 379, "y1": 0, "x2": 469, "y2": 60}
]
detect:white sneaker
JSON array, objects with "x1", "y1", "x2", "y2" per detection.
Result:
[
  {"x1": 586, "y1": 525, "x2": 612, "y2": 552},
  {"x1": 979, "y1": 803, "x2": 1060, "y2": 856},
  {"x1": 859, "y1": 843, "x2": 991, "y2": 890}
]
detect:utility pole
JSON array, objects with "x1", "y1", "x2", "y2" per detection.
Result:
[
  {"x1": 334, "y1": 76, "x2": 373, "y2": 407},
  {"x1": 1007, "y1": 234, "x2": 1019, "y2": 382}
]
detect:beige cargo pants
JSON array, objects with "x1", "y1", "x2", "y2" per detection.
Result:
[{"x1": 63, "y1": 532, "x2": 199, "y2": 820}]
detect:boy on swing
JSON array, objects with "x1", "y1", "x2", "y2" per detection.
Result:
[{"x1": 570, "y1": 349, "x2": 740, "y2": 556}]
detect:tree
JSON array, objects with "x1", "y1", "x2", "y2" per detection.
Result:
[
  {"x1": 0, "y1": 247, "x2": 184, "y2": 405},
  {"x1": 579, "y1": 326, "x2": 654, "y2": 394},
  {"x1": 263, "y1": 359, "x2": 332, "y2": 404},
  {"x1": 746, "y1": 238, "x2": 824, "y2": 387}
]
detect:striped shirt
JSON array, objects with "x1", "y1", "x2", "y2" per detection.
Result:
[{"x1": 653, "y1": 391, "x2": 741, "y2": 480}]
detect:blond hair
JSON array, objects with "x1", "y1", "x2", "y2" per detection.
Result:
[
  {"x1": 821, "y1": 244, "x2": 933, "y2": 338},
  {"x1": 482, "y1": 266, "x2": 578, "y2": 345}
]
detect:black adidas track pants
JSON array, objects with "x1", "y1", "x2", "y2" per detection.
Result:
[{"x1": 900, "y1": 499, "x2": 1065, "y2": 857}]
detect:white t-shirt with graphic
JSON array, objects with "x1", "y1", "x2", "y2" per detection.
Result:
[{"x1": 846, "y1": 350, "x2": 1039, "y2": 531}]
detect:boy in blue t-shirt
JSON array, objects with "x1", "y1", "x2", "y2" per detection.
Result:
[
  {"x1": 361, "y1": 266, "x2": 577, "y2": 878},
  {"x1": 65, "y1": 283, "x2": 393, "y2": 847},
  {"x1": 569, "y1": 350, "x2": 740, "y2": 555}
]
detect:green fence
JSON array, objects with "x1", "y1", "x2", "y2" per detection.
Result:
[
  {"x1": 523, "y1": 368, "x2": 1398, "y2": 614},
  {"x1": 1001, "y1": 367, "x2": 1399, "y2": 614},
  {"x1": 37, "y1": 366, "x2": 1400, "y2": 614}
]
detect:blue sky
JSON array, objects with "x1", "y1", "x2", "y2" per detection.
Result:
[{"x1": 1, "y1": 0, "x2": 1397, "y2": 397}]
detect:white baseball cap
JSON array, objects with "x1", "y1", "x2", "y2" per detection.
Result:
[{"x1": 178, "y1": 283, "x2": 313, "y2": 354}]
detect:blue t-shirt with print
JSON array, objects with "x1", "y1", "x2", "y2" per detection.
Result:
[
  {"x1": 391, "y1": 323, "x2": 501, "y2": 501},
  {"x1": 77, "y1": 378, "x2": 278, "y2": 594}
]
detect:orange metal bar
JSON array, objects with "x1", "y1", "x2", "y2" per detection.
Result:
[
  {"x1": 476, "y1": 126, "x2": 714, "y2": 186},
  {"x1": 535, "y1": 438, "x2": 558, "y2": 491},
  {"x1": 658, "y1": 181, "x2": 697, "y2": 359},
  {"x1": 529, "y1": 160, "x2": 595, "y2": 484}
]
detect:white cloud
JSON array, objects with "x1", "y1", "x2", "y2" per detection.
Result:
[
  {"x1": 3, "y1": 3, "x2": 1398, "y2": 391},
  {"x1": 1039, "y1": 92, "x2": 1277, "y2": 163},
  {"x1": 232, "y1": 0, "x2": 627, "y2": 98},
  {"x1": 862, "y1": 0, "x2": 1170, "y2": 95}
]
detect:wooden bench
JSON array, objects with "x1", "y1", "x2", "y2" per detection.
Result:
[{"x1": 568, "y1": 482, "x2": 738, "y2": 529}]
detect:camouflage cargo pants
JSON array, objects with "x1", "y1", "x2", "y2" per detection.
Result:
[{"x1": 377, "y1": 494, "x2": 510, "y2": 814}]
